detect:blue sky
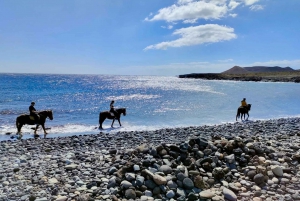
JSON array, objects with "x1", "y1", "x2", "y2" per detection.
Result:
[{"x1": 0, "y1": 0, "x2": 299, "y2": 76}]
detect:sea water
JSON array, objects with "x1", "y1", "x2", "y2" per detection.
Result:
[{"x1": 0, "y1": 73, "x2": 300, "y2": 140}]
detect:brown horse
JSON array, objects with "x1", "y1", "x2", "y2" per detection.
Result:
[
  {"x1": 99, "y1": 108, "x2": 126, "y2": 129},
  {"x1": 16, "y1": 110, "x2": 53, "y2": 135},
  {"x1": 236, "y1": 104, "x2": 251, "y2": 121}
]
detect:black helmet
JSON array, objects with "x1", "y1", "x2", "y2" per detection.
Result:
[{"x1": 31, "y1": 102, "x2": 35, "y2": 104}]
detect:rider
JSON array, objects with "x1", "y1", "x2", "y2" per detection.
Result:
[
  {"x1": 29, "y1": 102, "x2": 40, "y2": 121},
  {"x1": 110, "y1": 100, "x2": 118, "y2": 117},
  {"x1": 241, "y1": 98, "x2": 247, "y2": 108}
]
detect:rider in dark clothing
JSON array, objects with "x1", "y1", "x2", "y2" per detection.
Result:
[
  {"x1": 110, "y1": 100, "x2": 118, "y2": 117},
  {"x1": 29, "y1": 102, "x2": 39, "y2": 121}
]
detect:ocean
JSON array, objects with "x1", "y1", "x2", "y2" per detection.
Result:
[{"x1": 1, "y1": 73, "x2": 300, "y2": 140}]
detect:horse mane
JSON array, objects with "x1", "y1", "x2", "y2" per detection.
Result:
[
  {"x1": 38, "y1": 110, "x2": 52, "y2": 113},
  {"x1": 38, "y1": 110, "x2": 53, "y2": 116}
]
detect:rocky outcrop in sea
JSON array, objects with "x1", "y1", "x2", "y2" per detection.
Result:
[
  {"x1": 1, "y1": 117, "x2": 300, "y2": 201},
  {"x1": 178, "y1": 73, "x2": 300, "y2": 83}
]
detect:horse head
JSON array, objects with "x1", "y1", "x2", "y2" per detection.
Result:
[
  {"x1": 48, "y1": 110, "x2": 54, "y2": 120},
  {"x1": 119, "y1": 108, "x2": 126, "y2": 116},
  {"x1": 115, "y1": 108, "x2": 126, "y2": 116},
  {"x1": 248, "y1": 104, "x2": 251, "y2": 111},
  {"x1": 39, "y1": 110, "x2": 53, "y2": 120}
]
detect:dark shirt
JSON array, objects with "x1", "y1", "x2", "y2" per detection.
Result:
[
  {"x1": 29, "y1": 105, "x2": 36, "y2": 115},
  {"x1": 110, "y1": 103, "x2": 114, "y2": 112}
]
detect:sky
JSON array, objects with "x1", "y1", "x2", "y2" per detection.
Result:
[{"x1": 0, "y1": 0, "x2": 300, "y2": 76}]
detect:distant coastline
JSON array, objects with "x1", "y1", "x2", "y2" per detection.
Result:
[{"x1": 178, "y1": 66, "x2": 300, "y2": 83}]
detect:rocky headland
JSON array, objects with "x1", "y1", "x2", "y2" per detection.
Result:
[
  {"x1": 179, "y1": 66, "x2": 300, "y2": 83},
  {"x1": 1, "y1": 117, "x2": 300, "y2": 201}
]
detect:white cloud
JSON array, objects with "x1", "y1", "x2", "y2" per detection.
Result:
[
  {"x1": 218, "y1": 59, "x2": 234, "y2": 62},
  {"x1": 177, "y1": 0, "x2": 194, "y2": 5},
  {"x1": 243, "y1": 0, "x2": 260, "y2": 6},
  {"x1": 183, "y1": 19, "x2": 198, "y2": 24},
  {"x1": 145, "y1": 0, "x2": 262, "y2": 23},
  {"x1": 134, "y1": 60, "x2": 236, "y2": 74},
  {"x1": 228, "y1": 0, "x2": 240, "y2": 10},
  {"x1": 248, "y1": 60, "x2": 300, "y2": 69},
  {"x1": 122, "y1": 59, "x2": 300, "y2": 76},
  {"x1": 144, "y1": 0, "x2": 263, "y2": 51},
  {"x1": 145, "y1": 1, "x2": 228, "y2": 22},
  {"x1": 229, "y1": 13, "x2": 238, "y2": 17},
  {"x1": 161, "y1": 25, "x2": 174, "y2": 29},
  {"x1": 144, "y1": 24, "x2": 236, "y2": 50},
  {"x1": 250, "y1": 4, "x2": 264, "y2": 11}
]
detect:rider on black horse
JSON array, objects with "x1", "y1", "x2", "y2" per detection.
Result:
[
  {"x1": 110, "y1": 100, "x2": 118, "y2": 117},
  {"x1": 241, "y1": 98, "x2": 247, "y2": 109},
  {"x1": 29, "y1": 102, "x2": 40, "y2": 121}
]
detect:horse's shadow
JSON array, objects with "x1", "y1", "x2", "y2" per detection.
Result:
[
  {"x1": 97, "y1": 126, "x2": 121, "y2": 132},
  {"x1": 242, "y1": 119, "x2": 253, "y2": 123}
]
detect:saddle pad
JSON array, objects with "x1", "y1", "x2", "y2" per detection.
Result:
[
  {"x1": 29, "y1": 116, "x2": 35, "y2": 120},
  {"x1": 110, "y1": 112, "x2": 115, "y2": 116}
]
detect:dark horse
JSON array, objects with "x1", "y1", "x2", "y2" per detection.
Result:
[
  {"x1": 236, "y1": 104, "x2": 251, "y2": 121},
  {"x1": 16, "y1": 110, "x2": 53, "y2": 136},
  {"x1": 99, "y1": 108, "x2": 126, "y2": 129}
]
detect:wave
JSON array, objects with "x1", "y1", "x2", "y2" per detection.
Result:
[
  {"x1": 106, "y1": 94, "x2": 161, "y2": 101},
  {"x1": 0, "y1": 110, "x2": 26, "y2": 115}
]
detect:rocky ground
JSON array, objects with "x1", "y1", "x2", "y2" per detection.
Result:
[
  {"x1": 1, "y1": 118, "x2": 300, "y2": 201},
  {"x1": 178, "y1": 72, "x2": 300, "y2": 83}
]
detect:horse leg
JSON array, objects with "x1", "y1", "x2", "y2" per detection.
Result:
[
  {"x1": 111, "y1": 119, "x2": 115, "y2": 128},
  {"x1": 99, "y1": 118, "x2": 105, "y2": 129},
  {"x1": 246, "y1": 112, "x2": 249, "y2": 120},
  {"x1": 34, "y1": 125, "x2": 39, "y2": 134},
  {"x1": 117, "y1": 118, "x2": 121, "y2": 127},
  {"x1": 236, "y1": 111, "x2": 240, "y2": 121},
  {"x1": 16, "y1": 118, "x2": 21, "y2": 134},
  {"x1": 17, "y1": 124, "x2": 23, "y2": 134},
  {"x1": 41, "y1": 124, "x2": 48, "y2": 138},
  {"x1": 41, "y1": 124, "x2": 47, "y2": 134}
]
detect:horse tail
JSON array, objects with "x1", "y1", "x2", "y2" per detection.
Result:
[
  {"x1": 236, "y1": 109, "x2": 240, "y2": 121},
  {"x1": 16, "y1": 116, "x2": 19, "y2": 127},
  {"x1": 16, "y1": 116, "x2": 20, "y2": 132},
  {"x1": 99, "y1": 112, "x2": 102, "y2": 125}
]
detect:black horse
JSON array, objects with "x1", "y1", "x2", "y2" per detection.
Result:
[
  {"x1": 236, "y1": 104, "x2": 251, "y2": 121},
  {"x1": 99, "y1": 108, "x2": 126, "y2": 129},
  {"x1": 16, "y1": 110, "x2": 53, "y2": 136}
]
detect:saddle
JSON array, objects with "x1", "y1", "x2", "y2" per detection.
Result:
[
  {"x1": 29, "y1": 115, "x2": 40, "y2": 121},
  {"x1": 110, "y1": 112, "x2": 115, "y2": 117}
]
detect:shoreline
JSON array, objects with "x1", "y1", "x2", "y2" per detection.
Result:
[
  {"x1": 178, "y1": 73, "x2": 300, "y2": 83},
  {"x1": 1, "y1": 117, "x2": 300, "y2": 200}
]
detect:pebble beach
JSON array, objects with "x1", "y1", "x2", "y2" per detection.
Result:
[{"x1": 1, "y1": 117, "x2": 300, "y2": 201}]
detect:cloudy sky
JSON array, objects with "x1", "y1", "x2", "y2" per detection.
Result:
[{"x1": 0, "y1": 0, "x2": 299, "y2": 76}]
